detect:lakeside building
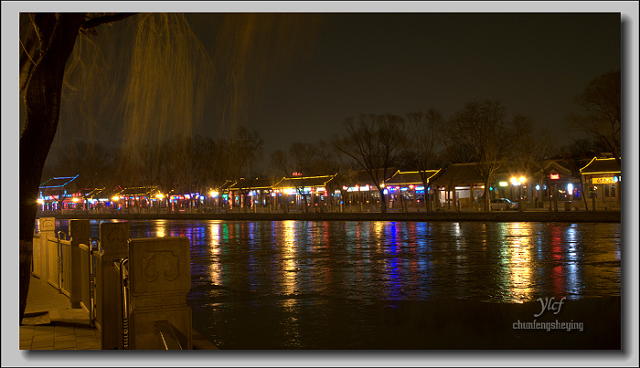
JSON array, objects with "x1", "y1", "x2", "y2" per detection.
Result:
[
  {"x1": 38, "y1": 175, "x2": 83, "y2": 211},
  {"x1": 37, "y1": 157, "x2": 620, "y2": 215},
  {"x1": 228, "y1": 177, "x2": 279, "y2": 210},
  {"x1": 384, "y1": 169, "x2": 441, "y2": 210},
  {"x1": 272, "y1": 174, "x2": 337, "y2": 211},
  {"x1": 429, "y1": 160, "x2": 583, "y2": 211},
  {"x1": 580, "y1": 157, "x2": 621, "y2": 209}
]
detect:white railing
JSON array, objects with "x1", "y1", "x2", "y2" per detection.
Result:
[{"x1": 32, "y1": 218, "x2": 194, "y2": 350}]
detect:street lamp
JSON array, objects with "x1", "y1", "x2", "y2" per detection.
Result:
[{"x1": 511, "y1": 176, "x2": 526, "y2": 211}]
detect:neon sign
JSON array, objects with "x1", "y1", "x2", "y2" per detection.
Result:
[{"x1": 550, "y1": 173, "x2": 560, "y2": 180}]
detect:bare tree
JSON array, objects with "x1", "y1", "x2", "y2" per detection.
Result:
[
  {"x1": 270, "y1": 142, "x2": 318, "y2": 212},
  {"x1": 445, "y1": 100, "x2": 525, "y2": 211},
  {"x1": 403, "y1": 110, "x2": 444, "y2": 211},
  {"x1": 567, "y1": 70, "x2": 621, "y2": 166},
  {"x1": 333, "y1": 114, "x2": 406, "y2": 213}
]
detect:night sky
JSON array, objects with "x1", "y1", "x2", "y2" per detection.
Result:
[
  {"x1": 184, "y1": 11, "x2": 622, "y2": 158},
  {"x1": 14, "y1": 6, "x2": 624, "y2": 168},
  {"x1": 219, "y1": 12, "x2": 620, "y2": 156}
]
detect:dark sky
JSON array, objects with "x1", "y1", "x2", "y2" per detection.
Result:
[
  {"x1": 12, "y1": 7, "x2": 624, "y2": 169},
  {"x1": 185, "y1": 12, "x2": 621, "y2": 159}
]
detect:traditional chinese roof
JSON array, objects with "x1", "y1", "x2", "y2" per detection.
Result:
[
  {"x1": 542, "y1": 160, "x2": 573, "y2": 175},
  {"x1": 580, "y1": 157, "x2": 621, "y2": 175},
  {"x1": 118, "y1": 186, "x2": 159, "y2": 197},
  {"x1": 430, "y1": 163, "x2": 485, "y2": 186},
  {"x1": 274, "y1": 174, "x2": 336, "y2": 189},
  {"x1": 386, "y1": 170, "x2": 441, "y2": 186},
  {"x1": 89, "y1": 187, "x2": 118, "y2": 199},
  {"x1": 216, "y1": 180, "x2": 237, "y2": 192},
  {"x1": 229, "y1": 178, "x2": 279, "y2": 191},
  {"x1": 39, "y1": 175, "x2": 79, "y2": 188}
]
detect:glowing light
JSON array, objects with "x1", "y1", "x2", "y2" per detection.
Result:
[
  {"x1": 535, "y1": 185, "x2": 540, "y2": 191},
  {"x1": 112, "y1": 196, "x2": 120, "y2": 201},
  {"x1": 567, "y1": 183, "x2": 574, "y2": 193},
  {"x1": 156, "y1": 193, "x2": 164, "y2": 199},
  {"x1": 519, "y1": 176, "x2": 526, "y2": 183},
  {"x1": 499, "y1": 181, "x2": 508, "y2": 187},
  {"x1": 550, "y1": 173, "x2": 560, "y2": 180},
  {"x1": 36, "y1": 198, "x2": 44, "y2": 204},
  {"x1": 72, "y1": 198, "x2": 80, "y2": 203}
]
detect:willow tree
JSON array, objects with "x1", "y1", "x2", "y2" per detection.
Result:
[
  {"x1": 19, "y1": 12, "x2": 211, "y2": 323},
  {"x1": 19, "y1": 12, "x2": 320, "y2": 324},
  {"x1": 19, "y1": 13, "x2": 135, "y2": 325}
]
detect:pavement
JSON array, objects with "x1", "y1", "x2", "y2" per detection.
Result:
[
  {"x1": 19, "y1": 275, "x2": 101, "y2": 350},
  {"x1": 19, "y1": 275, "x2": 218, "y2": 350}
]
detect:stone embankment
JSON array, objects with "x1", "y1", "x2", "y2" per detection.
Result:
[{"x1": 49, "y1": 210, "x2": 621, "y2": 223}]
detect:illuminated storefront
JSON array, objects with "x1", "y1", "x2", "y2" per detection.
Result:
[
  {"x1": 384, "y1": 170, "x2": 441, "y2": 210},
  {"x1": 579, "y1": 157, "x2": 621, "y2": 210},
  {"x1": 273, "y1": 175, "x2": 337, "y2": 211}
]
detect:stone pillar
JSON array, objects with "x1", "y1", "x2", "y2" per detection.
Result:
[
  {"x1": 128, "y1": 236, "x2": 192, "y2": 350},
  {"x1": 34, "y1": 217, "x2": 56, "y2": 279},
  {"x1": 69, "y1": 219, "x2": 89, "y2": 308},
  {"x1": 46, "y1": 219, "x2": 60, "y2": 288},
  {"x1": 95, "y1": 222, "x2": 130, "y2": 350}
]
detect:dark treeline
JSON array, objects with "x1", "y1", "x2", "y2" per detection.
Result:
[{"x1": 43, "y1": 70, "x2": 620, "y2": 202}]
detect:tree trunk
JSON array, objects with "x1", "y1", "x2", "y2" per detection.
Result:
[
  {"x1": 484, "y1": 180, "x2": 490, "y2": 212},
  {"x1": 378, "y1": 187, "x2": 387, "y2": 213},
  {"x1": 19, "y1": 14, "x2": 85, "y2": 325},
  {"x1": 422, "y1": 179, "x2": 431, "y2": 212}
]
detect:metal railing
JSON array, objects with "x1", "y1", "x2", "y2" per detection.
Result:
[
  {"x1": 156, "y1": 320, "x2": 184, "y2": 350},
  {"x1": 87, "y1": 237, "x2": 100, "y2": 327},
  {"x1": 115, "y1": 257, "x2": 129, "y2": 349},
  {"x1": 56, "y1": 231, "x2": 67, "y2": 293},
  {"x1": 114, "y1": 255, "x2": 185, "y2": 350}
]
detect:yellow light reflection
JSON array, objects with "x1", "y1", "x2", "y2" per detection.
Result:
[
  {"x1": 507, "y1": 223, "x2": 533, "y2": 302},
  {"x1": 281, "y1": 221, "x2": 298, "y2": 295},
  {"x1": 156, "y1": 220, "x2": 167, "y2": 237},
  {"x1": 208, "y1": 222, "x2": 223, "y2": 286}
]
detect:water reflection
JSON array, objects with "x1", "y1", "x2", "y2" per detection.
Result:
[{"x1": 53, "y1": 219, "x2": 621, "y2": 348}]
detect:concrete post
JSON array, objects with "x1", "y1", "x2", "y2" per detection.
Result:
[
  {"x1": 69, "y1": 219, "x2": 89, "y2": 308},
  {"x1": 34, "y1": 217, "x2": 56, "y2": 280},
  {"x1": 128, "y1": 236, "x2": 192, "y2": 349},
  {"x1": 95, "y1": 222, "x2": 130, "y2": 350}
]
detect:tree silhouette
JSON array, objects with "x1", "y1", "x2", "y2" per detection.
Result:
[
  {"x1": 567, "y1": 70, "x2": 621, "y2": 166},
  {"x1": 19, "y1": 13, "x2": 135, "y2": 324},
  {"x1": 334, "y1": 114, "x2": 406, "y2": 213},
  {"x1": 444, "y1": 100, "x2": 527, "y2": 211}
]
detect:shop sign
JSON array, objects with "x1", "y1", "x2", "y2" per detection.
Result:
[{"x1": 592, "y1": 177, "x2": 615, "y2": 184}]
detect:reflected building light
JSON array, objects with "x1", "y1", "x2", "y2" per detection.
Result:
[
  {"x1": 280, "y1": 221, "x2": 298, "y2": 295},
  {"x1": 506, "y1": 224, "x2": 534, "y2": 302},
  {"x1": 156, "y1": 220, "x2": 167, "y2": 237},
  {"x1": 208, "y1": 262, "x2": 223, "y2": 287},
  {"x1": 209, "y1": 222, "x2": 220, "y2": 254}
]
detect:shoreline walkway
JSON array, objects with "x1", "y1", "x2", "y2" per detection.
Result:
[
  {"x1": 20, "y1": 275, "x2": 101, "y2": 350},
  {"x1": 19, "y1": 275, "x2": 218, "y2": 350}
]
